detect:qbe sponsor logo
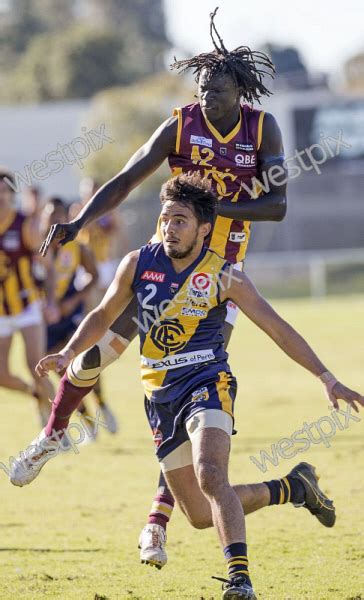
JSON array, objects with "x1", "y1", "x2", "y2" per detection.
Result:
[
  {"x1": 141, "y1": 270, "x2": 166, "y2": 283},
  {"x1": 235, "y1": 153, "x2": 256, "y2": 167},
  {"x1": 190, "y1": 134, "x2": 213, "y2": 148}
]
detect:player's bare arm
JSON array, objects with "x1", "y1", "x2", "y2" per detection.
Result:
[
  {"x1": 39, "y1": 118, "x2": 178, "y2": 256},
  {"x1": 220, "y1": 269, "x2": 363, "y2": 411},
  {"x1": 36, "y1": 250, "x2": 139, "y2": 376},
  {"x1": 217, "y1": 112, "x2": 287, "y2": 222}
]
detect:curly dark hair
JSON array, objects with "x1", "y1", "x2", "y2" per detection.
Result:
[
  {"x1": 160, "y1": 171, "x2": 217, "y2": 226},
  {"x1": 171, "y1": 7, "x2": 275, "y2": 103}
]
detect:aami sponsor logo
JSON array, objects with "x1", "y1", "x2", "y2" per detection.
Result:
[
  {"x1": 190, "y1": 134, "x2": 213, "y2": 148},
  {"x1": 141, "y1": 270, "x2": 166, "y2": 283}
]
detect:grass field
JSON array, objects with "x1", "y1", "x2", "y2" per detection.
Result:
[{"x1": 0, "y1": 295, "x2": 363, "y2": 600}]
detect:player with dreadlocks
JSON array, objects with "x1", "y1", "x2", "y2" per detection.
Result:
[{"x1": 12, "y1": 10, "x2": 336, "y2": 598}]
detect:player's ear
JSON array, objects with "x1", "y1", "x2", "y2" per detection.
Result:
[{"x1": 200, "y1": 222, "x2": 211, "y2": 238}]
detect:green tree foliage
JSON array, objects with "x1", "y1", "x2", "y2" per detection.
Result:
[
  {"x1": 0, "y1": 0, "x2": 74, "y2": 68},
  {"x1": 2, "y1": 26, "x2": 125, "y2": 102},
  {"x1": 81, "y1": 72, "x2": 193, "y2": 194},
  {"x1": 0, "y1": 0, "x2": 169, "y2": 102}
]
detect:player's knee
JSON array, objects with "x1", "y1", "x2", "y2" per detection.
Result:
[
  {"x1": 178, "y1": 502, "x2": 210, "y2": 529},
  {"x1": 80, "y1": 345, "x2": 101, "y2": 370},
  {"x1": 187, "y1": 513, "x2": 211, "y2": 529},
  {"x1": 196, "y1": 460, "x2": 225, "y2": 497}
]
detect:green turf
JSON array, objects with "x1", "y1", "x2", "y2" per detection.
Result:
[{"x1": 0, "y1": 295, "x2": 363, "y2": 600}]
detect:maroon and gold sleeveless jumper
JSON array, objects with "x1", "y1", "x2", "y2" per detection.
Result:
[{"x1": 167, "y1": 102, "x2": 264, "y2": 263}]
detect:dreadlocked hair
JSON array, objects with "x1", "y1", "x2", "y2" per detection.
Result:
[
  {"x1": 171, "y1": 7, "x2": 275, "y2": 103},
  {"x1": 160, "y1": 171, "x2": 217, "y2": 227}
]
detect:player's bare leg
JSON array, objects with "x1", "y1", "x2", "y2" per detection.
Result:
[
  {"x1": 0, "y1": 335, "x2": 35, "y2": 394},
  {"x1": 21, "y1": 323, "x2": 54, "y2": 425},
  {"x1": 164, "y1": 453, "x2": 335, "y2": 541},
  {"x1": 140, "y1": 321, "x2": 236, "y2": 568},
  {"x1": 165, "y1": 465, "x2": 270, "y2": 529},
  {"x1": 0, "y1": 332, "x2": 51, "y2": 427},
  {"x1": 167, "y1": 427, "x2": 255, "y2": 599}
]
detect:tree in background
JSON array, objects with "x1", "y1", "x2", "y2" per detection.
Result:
[
  {"x1": 80, "y1": 72, "x2": 193, "y2": 194},
  {"x1": 3, "y1": 26, "x2": 125, "y2": 102},
  {"x1": 0, "y1": 0, "x2": 169, "y2": 102}
]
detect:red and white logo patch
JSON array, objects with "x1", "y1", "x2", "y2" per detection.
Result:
[
  {"x1": 188, "y1": 272, "x2": 212, "y2": 298},
  {"x1": 141, "y1": 270, "x2": 166, "y2": 283},
  {"x1": 191, "y1": 272, "x2": 210, "y2": 290},
  {"x1": 153, "y1": 428, "x2": 163, "y2": 448}
]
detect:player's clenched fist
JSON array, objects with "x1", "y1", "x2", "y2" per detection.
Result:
[
  {"x1": 39, "y1": 222, "x2": 80, "y2": 256},
  {"x1": 36, "y1": 349, "x2": 75, "y2": 377}
]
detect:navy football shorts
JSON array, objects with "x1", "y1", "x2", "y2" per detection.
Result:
[{"x1": 144, "y1": 368, "x2": 237, "y2": 463}]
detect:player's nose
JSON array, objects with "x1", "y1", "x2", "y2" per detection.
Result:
[{"x1": 164, "y1": 220, "x2": 176, "y2": 234}]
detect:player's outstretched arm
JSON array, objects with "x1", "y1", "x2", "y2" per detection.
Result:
[
  {"x1": 36, "y1": 250, "x2": 139, "y2": 377},
  {"x1": 221, "y1": 268, "x2": 364, "y2": 411},
  {"x1": 217, "y1": 113, "x2": 287, "y2": 222},
  {"x1": 39, "y1": 117, "x2": 178, "y2": 256}
]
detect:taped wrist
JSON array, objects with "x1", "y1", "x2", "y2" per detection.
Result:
[{"x1": 318, "y1": 370, "x2": 338, "y2": 399}]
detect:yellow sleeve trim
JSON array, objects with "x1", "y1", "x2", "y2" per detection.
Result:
[
  {"x1": 173, "y1": 107, "x2": 182, "y2": 154},
  {"x1": 257, "y1": 111, "x2": 265, "y2": 150}
]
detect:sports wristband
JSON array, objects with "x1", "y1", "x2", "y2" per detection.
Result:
[{"x1": 318, "y1": 371, "x2": 338, "y2": 394}]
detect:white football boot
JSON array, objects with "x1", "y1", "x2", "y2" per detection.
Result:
[
  {"x1": 10, "y1": 429, "x2": 60, "y2": 487},
  {"x1": 138, "y1": 524, "x2": 167, "y2": 569}
]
